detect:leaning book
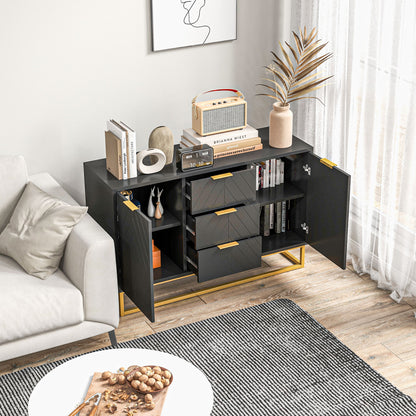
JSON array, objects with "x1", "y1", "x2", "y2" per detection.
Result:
[{"x1": 105, "y1": 131, "x2": 123, "y2": 180}]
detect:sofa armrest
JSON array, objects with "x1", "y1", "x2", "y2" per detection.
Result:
[
  {"x1": 29, "y1": 173, "x2": 119, "y2": 328},
  {"x1": 61, "y1": 216, "x2": 119, "y2": 328}
]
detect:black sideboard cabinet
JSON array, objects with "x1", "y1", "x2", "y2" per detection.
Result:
[{"x1": 84, "y1": 128, "x2": 350, "y2": 322}]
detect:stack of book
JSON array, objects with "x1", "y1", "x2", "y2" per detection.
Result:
[
  {"x1": 254, "y1": 158, "x2": 285, "y2": 190},
  {"x1": 260, "y1": 201, "x2": 290, "y2": 237},
  {"x1": 105, "y1": 119, "x2": 137, "y2": 180},
  {"x1": 180, "y1": 125, "x2": 263, "y2": 159}
]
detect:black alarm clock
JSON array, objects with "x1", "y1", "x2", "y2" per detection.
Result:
[{"x1": 177, "y1": 144, "x2": 214, "y2": 172}]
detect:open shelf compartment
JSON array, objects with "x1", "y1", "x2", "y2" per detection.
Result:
[
  {"x1": 261, "y1": 230, "x2": 305, "y2": 255},
  {"x1": 256, "y1": 183, "x2": 304, "y2": 206}
]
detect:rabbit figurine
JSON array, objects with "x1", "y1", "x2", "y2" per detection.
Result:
[
  {"x1": 147, "y1": 186, "x2": 156, "y2": 217},
  {"x1": 156, "y1": 188, "x2": 164, "y2": 216}
]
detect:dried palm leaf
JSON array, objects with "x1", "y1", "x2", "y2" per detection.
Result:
[{"x1": 257, "y1": 27, "x2": 333, "y2": 106}]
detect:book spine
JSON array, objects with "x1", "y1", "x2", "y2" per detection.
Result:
[
  {"x1": 275, "y1": 202, "x2": 282, "y2": 233},
  {"x1": 183, "y1": 127, "x2": 259, "y2": 145},
  {"x1": 269, "y1": 203, "x2": 274, "y2": 230},
  {"x1": 281, "y1": 201, "x2": 287, "y2": 233},
  {"x1": 120, "y1": 121, "x2": 137, "y2": 179},
  {"x1": 265, "y1": 160, "x2": 269, "y2": 188},
  {"x1": 280, "y1": 160, "x2": 285, "y2": 184},
  {"x1": 258, "y1": 165, "x2": 262, "y2": 190},
  {"x1": 271, "y1": 159, "x2": 275, "y2": 187},
  {"x1": 212, "y1": 137, "x2": 261, "y2": 153},
  {"x1": 261, "y1": 205, "x2": 270, "y2": 236},
  {"x1": 213, "y1": 144, "x2": 263, "y2": 159},
  {"x1": 255, "y1": 164, "x2": 260, "y2": 191},
  {"x1": 275, "y1": 159, "x2": 280, "y2": 185}
]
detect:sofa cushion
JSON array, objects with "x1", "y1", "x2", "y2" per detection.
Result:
[
  {"x1": 0, "y1": 255, "x2": 84, "y2": 345},
  {"x1": 0, "y1": 155, "x2": 28, "y2": 233},
  {"x1": 0, "y1": 182, "x2": 87, "y2": 279}
]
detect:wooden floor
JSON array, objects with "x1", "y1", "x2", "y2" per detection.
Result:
[{"x1": 2, "y1": 246, "x2": 416, "y2": 399}]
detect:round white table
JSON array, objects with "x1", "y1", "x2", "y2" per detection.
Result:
[{"x1": 28, "y1": 348, "x2": 213, "y2": 416}]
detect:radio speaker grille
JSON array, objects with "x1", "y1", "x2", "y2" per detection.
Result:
[{"x1": 203, "y1": 104, "x2": 245, "y2": 134}]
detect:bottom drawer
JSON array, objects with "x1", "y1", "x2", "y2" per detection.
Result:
[{"x1": 187, "y1": 236, "x2": 262, "y2": 282}]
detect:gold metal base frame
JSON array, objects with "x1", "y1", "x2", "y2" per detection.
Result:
[{"x1": 119, "y1": 245, "x2": 305, "y2": 317}]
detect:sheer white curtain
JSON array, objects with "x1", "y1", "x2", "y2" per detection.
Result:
[{"x1": 291, "y1": 0, "x2": 416, "y2": 299}]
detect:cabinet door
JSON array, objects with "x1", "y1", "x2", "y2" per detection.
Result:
[
  {"x1": 305, "y1": 153, "x2": 350, "y2": 269},
  {"x1": 117, "y1": 194, "x2": 154, "y2": 322}
]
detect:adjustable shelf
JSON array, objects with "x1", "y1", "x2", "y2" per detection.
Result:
[
  {"x1": 151, "y1": 211, "x2": 181, "y2": 231},
  {"x1": 256, "y1": 183, "x2": 304, "y2": 206},
  {"x1": 261, "y1": 231, "x2": 305, "y2": 255}
]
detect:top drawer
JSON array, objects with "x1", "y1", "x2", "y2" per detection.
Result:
[{"x1": 186, "y1": 167, "x2": 256, "y2": 214}]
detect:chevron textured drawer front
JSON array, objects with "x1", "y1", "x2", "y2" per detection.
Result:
[
  {"x1": 187, "y1": 168, "x2": 256, "y2": 214},
  {"x1": 187, "y1": 204, "x2": 260, "y2": 250},
  {"x1": 187, "y1": 236, "x2": 262, "y2": 282}
]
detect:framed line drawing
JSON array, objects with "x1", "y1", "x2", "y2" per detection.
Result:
[{"x1": 151, "y1": 0, "x2": 237, "y2": 51}]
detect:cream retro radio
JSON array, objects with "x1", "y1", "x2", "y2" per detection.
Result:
[{"x1": 192, "y1": 89, "x2": 247, "y2": 136}]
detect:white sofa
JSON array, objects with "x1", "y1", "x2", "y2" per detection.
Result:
[{"x1": 0, "y1": 155, "x2": 119, "y2": 362}]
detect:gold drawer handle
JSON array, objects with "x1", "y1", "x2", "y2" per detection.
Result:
[
  {"x1": 320, "y1": 158, "x2": 337, "y2": 169},
  {"x1": 215, "y1": 208, "x2": 237, "y2": 216},
  {"x1": 123, "y1": 200, "x2": 139, "y2": 211},
  {"x1": 211, "y1": 172, "x2": 233, "y2": 180},
  {"x1": 217, "y1": 241, "x2": 239, "y2": 250}
]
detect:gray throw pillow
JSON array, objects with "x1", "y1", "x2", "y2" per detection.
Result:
[{"x1": 0, "y1": 182, "x2": 87, "y2": 279}]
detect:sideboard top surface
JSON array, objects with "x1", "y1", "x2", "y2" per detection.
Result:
[{"x1": 84, "y1": 127, "x2": 313, "y2": 192}]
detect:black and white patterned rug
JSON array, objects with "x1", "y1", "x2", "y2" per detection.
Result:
[{"x1": 1, "y1": 299, "x2": 416, "y2": 415}]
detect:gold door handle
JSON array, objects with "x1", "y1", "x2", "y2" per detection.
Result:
[
  {"x1": 217, "y1": 241, "x2": 239, "y2": 250},
  {"x1": 211, "y1": 172, "x2": 233, "y2": 180},
  {"x1": 215, "y1": 208, "x2": 237, "y2": 216},
  {"x1": 123, "y1": 200, "x2": 139, "y2": 211},
  {"x1": 320, "y1": 158, "x2": 337, "y2": 169}
]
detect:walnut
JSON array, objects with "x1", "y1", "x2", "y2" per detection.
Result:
[
  {"x1": 153, "y1": 374, "x2": 162, "y2": 381},
  {"x1": 147, "y1": 377, "x2": 156, "y2": 387},
  {"x1": 163, "y1": 378, "x2": 170, "y2": 387},
  {"x1": 145, "y1": 402, "x2": 156, "y2": 410},
  {"x1": 139, "y1": 367, "x2": 147, "y2": 373},
  {"x1": 133, "y1": 371, "x2": 142, "y2": 380},
  {"x1": 108, "y1": 376, "x2": 118, "y2": 385},
  {"x1": 131, "y1": 380, "x2": 140, "y2": 390},
  {"x1": 152, "y1": 366, "x2": 162, "y2": 374},
  {"x1": 154, "y1": 381, "x2": 164, "y2": 390},
  {"x1": 101, "y1": 371, "x2": 112, "y2": 380},
  {"x1": 130, "y1": 394, "x2": 139, "y2": 401},
  {"x1": 144, "y1": 394, "x2": 153, "y2": 403},
  {"x1": 118, "y1": 375, "x2": 126, "y2": 385},
  {"x1": 109, "y1": 403, "x2": 117, "y2": 413},
  {"x1": 139, "y1": 382, "x2": 148, "y2": 392},
  {"x1": 138, "y1": 374, "x2": 148, "y2": 383},
  {"x1": 163, "y1": 370, "x2": 172, "y2": 379}
]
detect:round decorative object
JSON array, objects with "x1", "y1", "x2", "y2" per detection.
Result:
[
  {"x1": 269, "y1": 102, "x2": 293, "y2": 148},
  {"x1": 149, "y1": 126, "x2": 174, "y2": 164},
  {"x1": 136, "y1": 148, "x2": 166, "y2": 175}
]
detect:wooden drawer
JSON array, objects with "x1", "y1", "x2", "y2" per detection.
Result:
[
  {"x1": 186, "y1": 168, "x2": 256, "y2": 215},
  {"x1": 187, "y1": 236, "x2": 262, "y2": 282},
  {"x1": 187, "y1": 204, "x2": 260, "y2": 250}
]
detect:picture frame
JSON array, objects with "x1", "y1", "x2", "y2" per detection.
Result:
[{"x1": 151, "y1": 0, "x2": 237, "y2": 52}]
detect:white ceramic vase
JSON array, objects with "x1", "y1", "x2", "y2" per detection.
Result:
[{"x1": 269, "y1": 102, "x2": 293, "y2": 148}]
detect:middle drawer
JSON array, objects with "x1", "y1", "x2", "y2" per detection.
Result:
[{"x1": 187, "y1": 204, "x2": 260, "y2": 250}]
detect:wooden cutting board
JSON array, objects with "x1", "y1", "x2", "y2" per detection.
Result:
[{"x1": 78, "y1": 372, "x2": 169, "y2": 416}]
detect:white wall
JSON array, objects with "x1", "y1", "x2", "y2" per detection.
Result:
[{"x1": 0, "y1": 0, "x2": 290, "y2": 203}]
